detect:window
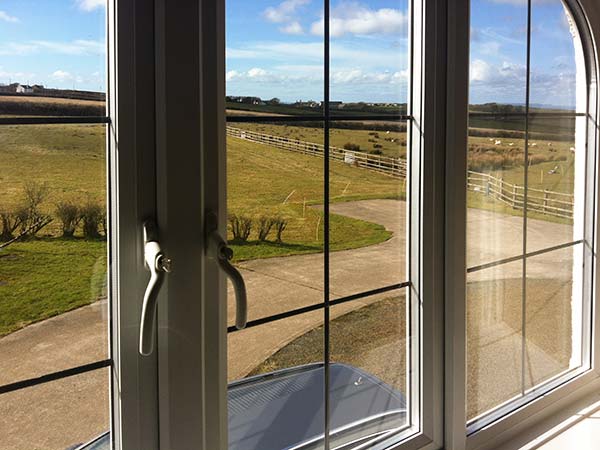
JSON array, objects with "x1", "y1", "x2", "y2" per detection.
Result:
[
  {"x1": 466, "y1": 0, "x2": 596, "y2": 434},
  {"x1": 224, "y1": 0, "x2": 430, "y2": 449},
  {"x1": 0, "y1": 2, "x2": 110, "y2": 449}
]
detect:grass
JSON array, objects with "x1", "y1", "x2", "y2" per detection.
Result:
[
  {"x1": 0, "y1": 239, "x2": 106, "y2": 336},
  {"x1": 0, "y1": 123, "x2": 401, "y2": 334}
]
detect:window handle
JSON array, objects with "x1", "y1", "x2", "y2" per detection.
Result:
[
  {"x1": 207, "y1": 213, "x2": 247, "y2": 330},
  {"x1": 139, "y1": 220, "x2": 171, "y2": 356}
]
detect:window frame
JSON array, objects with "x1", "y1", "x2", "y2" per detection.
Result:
[{"x1": 444, "y1": 1, "x2": 600, "y2": 449}]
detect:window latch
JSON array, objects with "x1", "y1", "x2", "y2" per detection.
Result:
[
  {"x1": 139, "y1": 220, "x2": 171, "y2": 356},
  {"x1": 206, "y1": 212, "x2": 247, "y2": 330}
]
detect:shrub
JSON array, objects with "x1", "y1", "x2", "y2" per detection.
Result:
[
  {"x1": 369, "y1": 149, "x2": 383, "y2": 155},
  {"x1": 257, "y1": 216, "x2": 275, "y2": 241},
  {"x1": 0, "y1": 210, "x2": 22, "y2": 241},
  {"x1": 274, "y1": 218, "x2": 288, "y2": 243},
  {"x1": 56, "y1": 202, "x2": 81, "y2": 237},
  {"x1": 17, "y1": 182, "x2": 52, "y2": 238},
  {"x1": 229, "y1": 214, "x2": 252, "y2": 242},
  {"x1": 343, "y1": 142, "x2": 361, "y2": 152},
  {"x1": 81, "y1": 200, "x2": 104, "y2": 239},
  {"x1": 373, "y1": 143, "x2": 383, "y2": 149}
]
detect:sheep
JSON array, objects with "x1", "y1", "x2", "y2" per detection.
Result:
[{"x1": 494, "y1": 139, "x2": 502, "y2": 145}]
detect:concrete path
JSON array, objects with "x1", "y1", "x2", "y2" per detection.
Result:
[{"x1": 0, "y1": 200, "x2": 577, "y2": 448}]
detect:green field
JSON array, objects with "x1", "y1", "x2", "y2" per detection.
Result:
[{"x1": 0, "y1": 123, "x2": 402, "y2": 335}]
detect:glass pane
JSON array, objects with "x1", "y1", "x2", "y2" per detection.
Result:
[
  {"x1": 329, "y1": 0, "x2": 409, "y2": 117},
  {"x1": 525, "y1": 244, "x2": 582, "y2": 389},
  {"x1": 226, "y1": 120, "x2": 324, "y2": 325},
  {"x1": 0, "y1": 1, "x2": 106, "y2": 117},
  {"x1": 328, "y1": 290, "x2": 409, "y2": 448},
  {"x1": 468, "y1": 0, "x2": 528, "y2": 268},
  {"x1": 228, "y1": 311, "x2": 324, "y2": 450},
  {"x1": 0, "y1": 124, "x2": 107, "y2": 386},
  {"x1": 327, "y1": 120, "x2": 407, "y2": 297},
  {"x1": 467, "y1": 260, "x2": 523, "y2": 421},
  {"x1": 0, "y1": 368, "x2": 109, "y2": 450},
  {"x1": 226, "y1": 0, "x2": 323, "y2": 115}
]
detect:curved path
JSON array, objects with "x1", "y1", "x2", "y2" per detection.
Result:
[{"x1": 0, "y1": 200, "x2": 575, "y2": 448}]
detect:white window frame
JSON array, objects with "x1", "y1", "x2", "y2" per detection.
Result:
[{"x1": 444, "y1": 1, "x2": 600, "y2": 449}]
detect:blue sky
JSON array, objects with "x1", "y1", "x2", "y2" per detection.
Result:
[
  {"x1": 0, "y1": 0, "x2": 581, "y2": 107},
  {"x1": 0, "y1": 0, "x2": 105, "y2": 91}
]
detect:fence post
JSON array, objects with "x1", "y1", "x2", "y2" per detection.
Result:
[
  {"x1": 512, "y1": 184, "x2": 517, "y2": 209},
  {"x1": 543, "y1": 190, "x2": 548, "y2": 214}
]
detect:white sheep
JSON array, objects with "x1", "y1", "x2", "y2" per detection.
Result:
[
  {"x1": 508, "y1": 143, "x2": 514, "y2": 146},
  {"x1": 494, "y1": 139, "x2": 502, "y2": 145}
]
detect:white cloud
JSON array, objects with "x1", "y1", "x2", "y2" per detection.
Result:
[
  {"x1": 247, "y1": 67, "x2": 268, "y2": 78},
  {"x1": 263, "y1": 0, "x2": 310, "y2": 23},
  {"x1": 76, "y1": 0, "x2": 106, "y2": 12},
  {"x1": 311, "y1": 3, "x2": 408, "y2": 38},
  {"x1": 280, "y1": 21, "x2": 304, "y2": 35},
  {"x1": 0, "y1": 11, "x2": 19, "y2": 23}
]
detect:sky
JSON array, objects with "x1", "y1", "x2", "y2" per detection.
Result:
[{"x1": 0, "y1": 0, "x2": 581, "y2": 107}]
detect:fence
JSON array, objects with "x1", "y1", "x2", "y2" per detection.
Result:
[
  {"x1": 467, "y1": 170, "x2": 574, "y2": 219},
  {"x1": 227, "y1": 126, "x2": 407, "y2": 178},
  {"x1": 227, "y1": 126, "x2": 574, "y2": 220}
]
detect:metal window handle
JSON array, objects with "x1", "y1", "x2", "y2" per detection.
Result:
[
  {"x1": 207, "y1": 215, "x2": 247, "y2": 330},
  {"x1": 139, "y1": 220, "x2": 171, "y2": 356}
]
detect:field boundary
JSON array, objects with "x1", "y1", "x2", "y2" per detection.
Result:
[
  {"x1": 227, "y1": 126, "x2": 407, "y2": 178},
  {"x1": 467, "y1": 170, "x2": 573, "y2": 219},
  {"x1": 226, "y1": 126, "x2": 574, "y2": 219}
]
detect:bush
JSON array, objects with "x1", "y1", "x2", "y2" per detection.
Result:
[
  {"x1": 369, "y1": 149, "x2": 383, "y2": 155},
  {"x1": 229, "y1": 214, "x2": 252, "y2": 242},
  {"x1": 0, "y1": 210, "x2": 21, "y2": 241},
  {"x1": 373, "y1": 143, "x2": 383, "y2": 149},
  {"x1": 257, "y1": 216, "x2": 275, "y2": 241},
  {"x1": 81, "y1": 200, "x2": 104, "y2": 239},
  {"x1": 274, "y1": 218, "x2": 288, "y2": 243},
  {"x1": 56, "y1": 202, "x2": 81, "y2": 237},
  {"x1": 343, "y1": 142, "x2": 361, "y2": 151},
  {"x1": 18, "y1": 182, "x2": 52, "y2": 238}
]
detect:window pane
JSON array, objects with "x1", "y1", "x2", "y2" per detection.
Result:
[
  {"x1": 525, "y1": 244, "x2": 582, "y2": 389},
  {"x1": 226, "y1": 121, "x2": 324, "y2": 325},
  {"x1": 329, "y1": 0, "x2": 409, "y2": 117},
  {"x1": 0, "y1": 124, "x2": 107, "y2": 386},
  {"x1": 228, "y1": 312, "x2": 324, "y2": 450},
  {"x1": 328, "y1": 290, "x2": 409, "y2": 448},
  {"x1": 327, "y1": 120, "x2": 407, "y2": 297},
  {"x1": 0, "y1": 368, "x2": 109, "y2": 450},
  {"x1": 0, "y1": 1, "x2": 106, "y2": 116},
  {"x1": 467, "y1": 260, "x2": 523, "y2": 420},
  {"x1": 226, "y1": 1, "x2": 323, "y2": 115}
]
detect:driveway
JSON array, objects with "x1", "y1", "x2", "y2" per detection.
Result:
[{"x1": 0, "y1": 200, "x2": 577, "y2": 448}]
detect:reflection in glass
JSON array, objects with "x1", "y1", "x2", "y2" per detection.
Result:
[
  {"x1": 467, "y1": 261, "x2": 523, "y2": 420},
  {"x1": 525, "y1": 245, "x2": 580, "y2": 389},
  {"x1": 0, "y1": 125, "x2": 107, "y2": 386},
  {"x1": 0, "y1": 368, "x2": 109, "y2": 450}
]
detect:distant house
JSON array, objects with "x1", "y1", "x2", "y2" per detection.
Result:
[
  {"x1": 16, "y1": 84, "x2": 34, "y2": 94},
  {"x1": 320, "y1": 101, "x2": 343, "y2": 109}
]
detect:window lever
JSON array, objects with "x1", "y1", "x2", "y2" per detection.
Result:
[
  {"x1": 139, "y1": 220, "x2": 171, "y2": 356},
  {"x1": 207, "y1": 213, "x2": 247, "y2": 330}
]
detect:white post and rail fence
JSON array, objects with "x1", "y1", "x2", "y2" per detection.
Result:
[{"x1": 227, "y1": 126, "x2": 574, "y2": 220}]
